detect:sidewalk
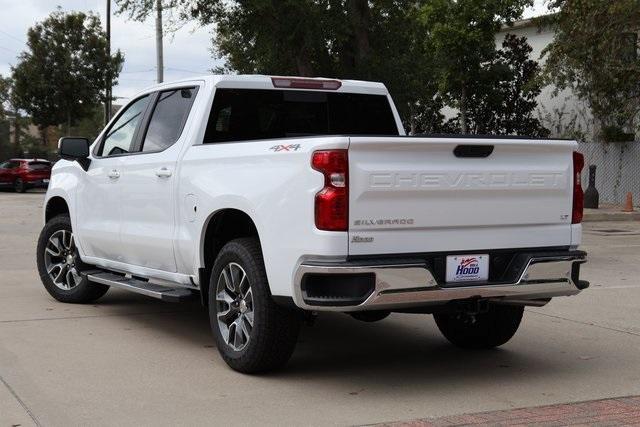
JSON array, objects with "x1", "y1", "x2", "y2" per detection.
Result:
[
  {"x1": 379, "y1": 395, "x2": 640, "y2": 426},
  {"x1": 584, "y1": 204, "x2": 640, "y2": 222}
]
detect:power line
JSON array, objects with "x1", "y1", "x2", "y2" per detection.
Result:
[
  {"x1": 120, "y1": 67, "x2": 208, "y2": 75},
  {"x1": 118, "y1": 77, "x2": 156, "y2": 82},
  {"x1": 0, "y1": 45, "x2": 19, "y2": 54},
  {"x1": 120, "y1": 68, "x2": 156, "y2": 74},
  {"x1": 0, "y1": 29, "x2": 24, "y2": 44},
  {"x1": 166, "y1": 67, "x2": 208, "y2": 74}
]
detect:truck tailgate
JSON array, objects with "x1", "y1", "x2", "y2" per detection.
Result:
[{"x1": 348, "y1": 136, "x2": 577, "y2": 256}]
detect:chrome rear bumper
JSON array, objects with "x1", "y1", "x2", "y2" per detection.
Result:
[{"x1": 293, "y1": 251, "x2": 587, "y2": 312}]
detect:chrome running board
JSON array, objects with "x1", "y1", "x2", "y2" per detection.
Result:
[{"x1": 87, "y1": 272, "x2": 195, "y2": 303}]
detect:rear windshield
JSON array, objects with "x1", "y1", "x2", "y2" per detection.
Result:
[
  {"x1": 203, "y1": 89, "x2": 399, "y2": 143},
  {"x1": 27, "y1": 162, "x2": 51, "y2": 170}
]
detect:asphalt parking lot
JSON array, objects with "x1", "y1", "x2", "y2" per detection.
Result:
[{"x1": 1, "y1": 191, "x2": 640, "y2": 426}]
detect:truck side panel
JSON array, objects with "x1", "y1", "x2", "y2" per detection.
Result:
[{"x1": 177, "y1": 136, "x2": 350, "y2": 296}]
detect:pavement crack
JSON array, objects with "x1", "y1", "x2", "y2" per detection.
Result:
[
  {"x1": 528, "y1": 310, "x2": 640, "y2": 337},
  {"x1": 0, "y1": 374, "x2": 42, "y2": 427}
]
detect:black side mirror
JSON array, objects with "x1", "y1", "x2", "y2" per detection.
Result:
[{"x1": 58, "y1": 137, "x2": 91, "y2": 171}]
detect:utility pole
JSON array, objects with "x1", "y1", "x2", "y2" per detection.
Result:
[
  {"x1": 155, "y1": 0, "x2": 164, "y2": 83},
  {"x1": 104, "y1": 0, "x2": 112, "y2": 125}
]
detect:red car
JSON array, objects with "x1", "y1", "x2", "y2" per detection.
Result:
[{"x1": 0, "y1": 158, "x2": 52, "y2": 192}]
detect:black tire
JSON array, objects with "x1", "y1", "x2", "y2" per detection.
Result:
[
  {"x1": 36, "y1": 214, "x2": 109, "y2": 303},
  {"x1": 14, "y1": 178, "x2": 26, "y2": 193},
  {"x1": 433, "y1": 304, "x2": 524, "y2": 349},
  {"x1": 209, "y1": 238, "x2": 300, "y2": 374}
]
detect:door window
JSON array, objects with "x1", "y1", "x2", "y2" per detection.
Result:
[
  {"x1": 98, "y1": 95, "x2": 150, "y2": 157},
  {"x1": 141, "y1": 88, "x2": 196, "y2": 153}
]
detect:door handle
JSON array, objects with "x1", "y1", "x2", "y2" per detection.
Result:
[
  {"x1": 107, "y1": 169, "x2": 120, "y2": 179},
  {"x1": 155, "y1": 167, "x2": 172, "y2": 178}
]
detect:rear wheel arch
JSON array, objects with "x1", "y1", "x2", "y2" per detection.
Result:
[
  {"x1": 209, "y1": 237, "x2": 300, "y2": 372},
  {"x1": 45, "y1": 197, "x2": 70, "y2": 222},
  {"x1": 200, "y1": 209, "x2": 262, "y2": 306}
]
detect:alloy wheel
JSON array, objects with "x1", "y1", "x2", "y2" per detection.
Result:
[
  {"x1": 43, "y1": 229, "x2": 82, "y2": 291},
  {"x1": 215, "y1": 262, "x2": 254, "y2": 351}
]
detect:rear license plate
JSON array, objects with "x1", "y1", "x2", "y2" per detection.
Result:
[
  {"x1": 43, "y1": 179, "x2": 49, "y2": 183},
  {"x1": 446, "y1": 254, "x2": 489, "y2": 283}
]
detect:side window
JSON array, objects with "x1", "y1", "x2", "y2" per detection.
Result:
[
  {"x1": 0, "y1": 161, "x2": 19, "y2": 169},
  {"x1": 98, "y1": 95, "x2": 150, "y2": 157},
  {"x1": 204, "y1": 89, "x2": 283, "y2": 143},
  {"x1": 141, "y1": 87, "x2": 196, "y2": 152}
]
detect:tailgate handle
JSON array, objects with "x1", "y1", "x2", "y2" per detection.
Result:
[{"x1": 453, "y1": 145, "x2": 494, "y2": 158}]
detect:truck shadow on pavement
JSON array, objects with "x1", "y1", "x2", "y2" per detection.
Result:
[
  {"x1": 95, "y1": 289, "x2": 581, "y2": 389},
  {"x1": 285, "y1": 313, "x2": 567, "y2": 385}
]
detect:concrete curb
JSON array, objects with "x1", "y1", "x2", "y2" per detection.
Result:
[
  {"x1": 376, "y1": 395, "x2": 640, "y2": 426},
  {"x1": 584, "y1": 209, "x2": 640, "y2": 222}
]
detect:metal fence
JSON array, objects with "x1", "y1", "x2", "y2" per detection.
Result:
[{"x1": 576, "y1": 142, "x2": 640, "y2": 206}]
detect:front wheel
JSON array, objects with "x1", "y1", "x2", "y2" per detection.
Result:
[
  {"x1": 36, "y1": 214, "x2": 109, "y2": 303},
  {"x1": 433, "y1": 304, "x2": 524, "y2": 349},
  {"x1": 209, "y1": 238, "x2": 300, "y2": 373},
  {"x1": 14, "y1": 178, "x2": 26, "y2": 193}
]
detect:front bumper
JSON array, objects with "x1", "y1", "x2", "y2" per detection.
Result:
[{"x1": 293, "y1": 250, "x2": 587, "y2": 312}]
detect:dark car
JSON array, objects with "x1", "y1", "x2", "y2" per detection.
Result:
[{"x1": 0, "y1": 158, "x2": 52, "y2": 192}]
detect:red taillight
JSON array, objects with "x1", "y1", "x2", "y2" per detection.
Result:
[
  {"x1": 312, "y1": 150, "x2": 348, "y2": 231},
  {"x1": 572, "y1": 151, "x2": 584, "y2": 224},
  {"x1": 271, "y1": 77, "x2": 342, "y2": 90}
]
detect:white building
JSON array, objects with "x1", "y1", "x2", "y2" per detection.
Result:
[
  {"x1": 498, "y1": 18, "x2": 638, "y2": 207},
  {"x1": 498, "y1": 17, "x2": 593, "y2": 141}
]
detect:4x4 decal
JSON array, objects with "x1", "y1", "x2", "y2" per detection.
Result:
[{"x1": 269, "y1": 144, "x2": 301, "y2": 152}]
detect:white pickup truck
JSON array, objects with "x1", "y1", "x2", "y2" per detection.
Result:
[{"x1": 37, "y1": 75, "x2": 588, "y2": 373}]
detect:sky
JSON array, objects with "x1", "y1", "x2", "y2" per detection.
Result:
[{"x1": 0, "y1": 0, "x2": 548, "y2": 102}]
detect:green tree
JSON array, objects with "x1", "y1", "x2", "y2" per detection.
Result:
[
  {"x1": 0, "y1": 75, "x2": 19, "y2": 159},
  {"x1": 70, "y1": 105, "x2": 109, "y2": 142},
  {"x1": 0, "y1": 75, "x2": 12, "y2": 159},
  {"x1": 447, "y1": 34, "x2": 549, "y2": 136},
  {"x1": 206, "y1": 0, "x2": 338, "y2": 76},
  {"x1": 542, "y1": 0, "x2": 640, "y2": 141},
  {"x1": 116, "y1": 0, "x2": 364, "y2": 77},
  {"x1": 116, "y1": 0, "x2": 439, "y2": 124},
  {"x1": 116, "y1": 0, "x2": 542, "y2": 135},
  {"x1": 0, "y1": 74, "x2": 10, "y2": 120},
  {"x1": 11, "y1": 10, "x2": 124, "y2": 140},
  {"x1": 420, "y1": 0, "x2": 532, "y2": 133}
]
